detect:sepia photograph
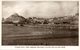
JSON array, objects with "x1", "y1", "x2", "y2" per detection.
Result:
[{"x1": 2, "y1": 1, "x2": 79, "y2": 45}]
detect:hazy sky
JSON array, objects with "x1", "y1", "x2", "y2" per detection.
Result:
[{"x1": 2, "y1": 1, "x2": 78, "y2": 18}]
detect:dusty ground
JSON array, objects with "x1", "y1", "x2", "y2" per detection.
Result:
[{"x1": 2, "y1": 24, "x2": 78, "y2": 45}]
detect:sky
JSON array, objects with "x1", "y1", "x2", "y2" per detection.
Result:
[{"x1": 2, "y1": 1, "x2": 78, "y2": 18}]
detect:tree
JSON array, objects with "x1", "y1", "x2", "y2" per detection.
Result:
[{"x1": 43, "y1": 19, "x2": 49, "y2": 24}]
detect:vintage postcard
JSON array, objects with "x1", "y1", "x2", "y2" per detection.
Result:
[{"x1": 0, "y1": 0, "x2": 80, "y2": 50}]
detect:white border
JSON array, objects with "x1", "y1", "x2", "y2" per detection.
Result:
[{"x1": 0, "y1": 0, "x2": 80, "y2": 50}]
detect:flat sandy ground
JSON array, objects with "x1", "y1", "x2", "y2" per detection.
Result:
[{"x1": 2, "y1": 24, "x2": 78, "y2": 45}]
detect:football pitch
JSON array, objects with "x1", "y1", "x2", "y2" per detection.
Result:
[{"x1": 2, "y1": 24, "x2": 78, "y2": 45}]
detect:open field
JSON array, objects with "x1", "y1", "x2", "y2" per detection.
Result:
[{"x1": 2, "y1": 24, "x2": 78, "y2": 45}]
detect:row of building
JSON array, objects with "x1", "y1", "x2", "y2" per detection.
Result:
[{"x1": 2, "y1": 13, "x2": 79, "y2": 25}]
